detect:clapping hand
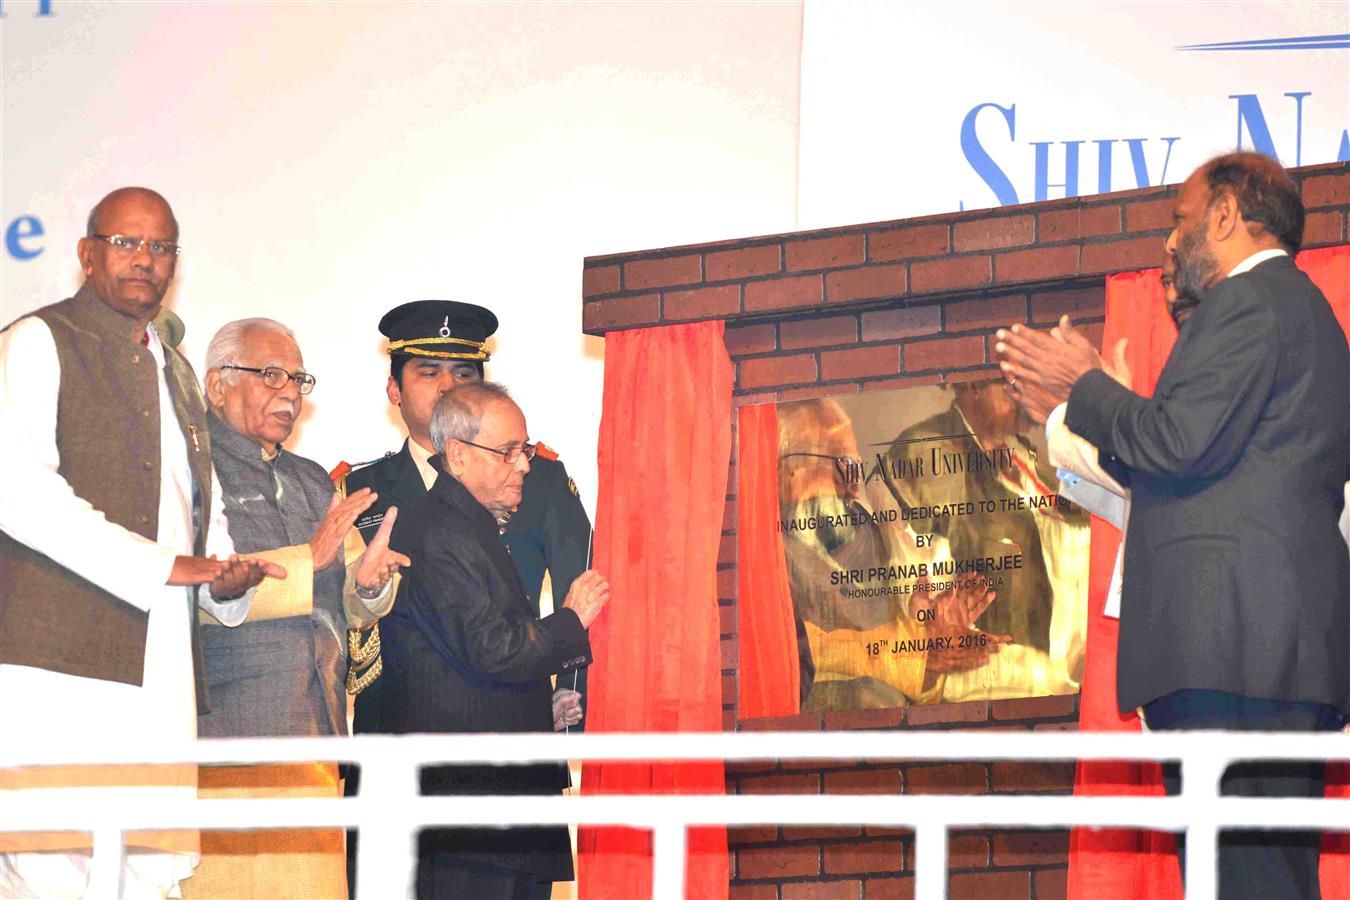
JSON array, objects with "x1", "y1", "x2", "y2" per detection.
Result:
[
  {"x1": 168, "y1": 554, "x2": 286, "y2": 599},
  {"x1": 354, "y1": 506, "x2": 411, "y2": 595},
  {"x1": 311, "y1": 489, "x2": 378, "y2": 570}
]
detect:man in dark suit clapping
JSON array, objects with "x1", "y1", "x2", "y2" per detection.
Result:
[{"x1": 995, "y1": 151, "x2": 1350, "y2": 899}]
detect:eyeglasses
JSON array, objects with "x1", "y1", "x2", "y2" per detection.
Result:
[
  {"x1": 458, "y1": 438, "x2": 536, "y2": 465},
  {"x1": 89, "y1": 233, "x2": 181, "y2": 258},
  {"x1": 219, "y1": 365, "x2": 317, "y2": 394}
]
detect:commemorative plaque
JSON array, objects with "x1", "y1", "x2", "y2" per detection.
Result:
[{"x1": 741, "y1": 378, "x2": 1091, "y2": 713}]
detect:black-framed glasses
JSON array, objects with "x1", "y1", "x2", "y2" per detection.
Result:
[
  {"x1": 458, "y1": 438, "x2": 536, "y2": 465},
  {"x1": 89, "y1": 233, "x2": 181, "y2": 258},
  {"x1": 220, "y1": 365, "x2": 317, "y2": 394}
]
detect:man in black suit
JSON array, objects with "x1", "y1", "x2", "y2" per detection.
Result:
[
  {"x1": 995, "y1": 151, "x2": 1350, "y2": 898},
  {"x1": 339, "y1": 301, "x2": 594, "y2": 895},
  {"x1": 377, "y1": 381, "x2": 609, "y2": 898}
]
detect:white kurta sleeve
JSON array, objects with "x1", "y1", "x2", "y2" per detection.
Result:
[{"x1": 0, "y1": 316, "x2": 178, "y2": 611}]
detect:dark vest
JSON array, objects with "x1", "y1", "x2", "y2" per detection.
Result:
[{"x1": 0, "y1": 284, "x2": 213, "y2": 697}]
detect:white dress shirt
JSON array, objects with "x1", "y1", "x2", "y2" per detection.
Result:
[{"x1": 0, "y1": 315, "x2": 248, "y2": 897}]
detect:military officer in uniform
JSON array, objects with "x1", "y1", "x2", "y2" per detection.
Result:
[{"x1": 337, "y1": 300, "x2": 592, "y2": 897}]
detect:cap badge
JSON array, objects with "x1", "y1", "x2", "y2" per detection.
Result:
[{"x1": 439, "y1": 316, "x2": 452, "y2": 338}]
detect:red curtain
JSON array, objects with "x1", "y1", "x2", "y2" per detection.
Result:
[
  {"x1": 1068, "y1": 244, "x2": 1350, "y2": 900},
  {"x1": 577, "y1": 321, "x2": 732, "y2": 900},
  {"x1": 735, "y1": 403, "x2": 800, "y2": 720}
]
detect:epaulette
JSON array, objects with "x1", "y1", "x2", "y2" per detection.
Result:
[
  {"x1": 328, "y1": 452, "x2": 395, "y2": 497},
  {"x1": 534, "y1": 441, "x2": 560, "y2": 461}
]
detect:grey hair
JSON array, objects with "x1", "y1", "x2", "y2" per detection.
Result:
[
  {"x1": 430, "y1": 382, "x2": 514, "y2": 454},
  {"x1": 206, "y1": 318, "x2": 298, "y2": 374}
]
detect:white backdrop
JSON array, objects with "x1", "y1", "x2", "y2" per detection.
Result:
[
  {"x1": 4, "y1": 0, "x2": 1347, "y2": 519},
  {"x1": 799, "y1": 0, "x2": 1348, "y2": 228},
  {"x1": 1, "y1": 1, "x2": 805, "y2": 514}
]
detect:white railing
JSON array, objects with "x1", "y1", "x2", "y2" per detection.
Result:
[{"x1": 3, "y1": 731, "x2": 1347, "y2": 900}]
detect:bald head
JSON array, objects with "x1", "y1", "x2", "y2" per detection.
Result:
[
  {"x1": 86, "y1": 187, "x2": 178, "y2": 241},
  {"x1": 77, "y1": 187, "x2": 180, "y2": 326}
]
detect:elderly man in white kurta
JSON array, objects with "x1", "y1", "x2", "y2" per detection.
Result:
[{"x1": 0, "y1": 187, "x2": 282, "y2": 899}]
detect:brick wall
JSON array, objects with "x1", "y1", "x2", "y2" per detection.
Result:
[{"x1": 581, "y1": 162, "x2": 1349, "y2": 899}]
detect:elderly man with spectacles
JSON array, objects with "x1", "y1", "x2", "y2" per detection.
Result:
[
  {"x1": 374, "y1": 381, "x2": 609, "y2": 899},
  {"x1": 180, "y1": 318, "x2": 409, "y2": 899}
]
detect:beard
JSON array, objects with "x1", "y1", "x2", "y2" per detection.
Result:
[
  {"x1": 1173, "y1": 222, "x2": 1221, "y2": 302},
  {"x1": 1167, "y1": 292, "x2": 1201, "y2": 329}
]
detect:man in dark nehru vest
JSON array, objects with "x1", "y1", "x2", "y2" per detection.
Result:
[
  {"x1": 0, "y1": 187, "x2": 281, "y2": 898},
  {"x1": 338, "y1": 301, "x2": 592, "y2": 896}
]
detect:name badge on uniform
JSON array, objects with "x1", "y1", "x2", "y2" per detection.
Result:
[{"x1": 355, "y1": 511, "x2": 386, "y2": 531}]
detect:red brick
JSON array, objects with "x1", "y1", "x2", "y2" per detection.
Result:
[
  {"x1": 948, "y1": 833, "x2": 990, "y2": 869},
  {"x1": 994, "y1": 245, "x2": 1080, "y2": 283},
  {"x1": 787, "y1": 234, "x2": 865, "y2": 271},
  {"x1": 1038, "y1": 205, "x2": 1121, "y2": 241},
  {"x1": 624, "y1": 253, "x2": 702, "y2": 290},
  {"x1": 721, "y1": 636, "x2": 737, "y2": 669},
  {"x1": 821, "y1": 346, "x2": 899, "y2": 381},
  {"x1": 730, "y1": 884, "x2": 778, "y2": 900},
  {"x1": 910, "y1": 255, "x2": 991, "y2": 293},
  {"x1": 861, "y1": 374, "x2": 944, "y2": 393},
  {"x1": 708, "y1": 244, "x2": 782, "y2": 281},
  {"x1": 725, "y1": 759, "x2": 778, "y2": 776},
  {"x1": 902, "y1": 336, "x2": 985, "y2": 372},
  {"x1": 822, "y1": 707, "x2": 905, "y2": 730},
  {"x1": 719, "y1": 604, "x2": 736, "y2": 636},
  {"x1": 783, "y1": 825, "x2": 862, "y2": 840},
  {"x1": 1029, "y1": 286, "x2": 1105, "y2": 323},
  {"x1": 860, "y1": 306, "x2": 941, "y2": 342},
  {"x1": 1301, "y1": 170, "x2": 1349, "y2": 208},
  {"x1": 865, "y1": 825, "x2": 911, "y2": 838},
  {"x1": 582, "y1": 264, "x2": 620, "y2": 297},
  {"x1": 864, "y1": 876, "x2": 915, "y2": 899},
  {"x1": 944, "y1": 294, "x2": 1027, "y2": 332},
  {"x1": 738, "y1": 712, "x2": 821, "y2": 732},
  {"x1": 781, "y1": 315, "x2": 858, "y2": 350},
  {"x1": 738, "y1": 844, "x2": 820, "y2": 879},
  {"x1": 740, "y1": 353, "x2": 818, "y2": 390},
  {"x1": 665, "y1": 284, "x2": 740, "y2": 320},
  {"x1": 905, "y1": 764, "x2": 988, "y2": 795},
  {"x1": 823, "y1": 768, "x2": 904, "y2": 795},
  {"x1": 781, "y1": 757, "x2": 862, "y2": 772},
  {"x1": 991, "y1": 694, "x2": 1077, "y2": 721},
  {"x1": 745, "y1": 275, "x2": 825, "y2": 312},
  {"x1": 724, "y1": 323, "x2": 777, "y2": 356},
  {"x1": 953, "y1": 215, "x2": 1034, "y2": 252},
  {"x1": 1303, "y1": 210, "x2": 1345, "y2": 246},
  {"x1": 823, "y1": 839, "x2": 905, "y2": 875},
  {"x1": 1124, "y1": 196, "x2": 1176, "y2": 232},
  {"x1": 990, "y1": 762, "x2": 1075, "y2": 793},
  {"x1": 734, "y1": 391, "x2": 778, "y2": 408},
  {"x1": 717, "y1": 567, "x2": 736, "y2": 600},
  {"x1": 1034, "y1": 721, "x2": 1076, "y2": 732},
  {"x1": 870, "y1": 224, "x2": 950, "y2": 261},
  {"x1": 781, "y1": 880, "x2": 860, "y2": 900},
  {"x1": 727, "y1": 825, "x2": 779, "y2": 845},
  {"x1": 1035, "y1": 867, "x2": 1069, "y2": 900},
  {"x1": 949, "y1": 870, "x2": 1030, "y2": 900},
  {"x1": 722, "y1": 673, "x2": 737, "y2": 705},
  {"x1": 723, "y1": 709, "x2": 738, "y2": 731},
  {"x1": 1079, "y1": 320, "x2": 1105, "y2": 352},
  {"x1": 1080, "y1": 236, "x2": 1167, "y2": 274},
  {"x1": 991, "y1": 829, "x2": 1070, "y2": 866},
  {"x1": 582, "y1": 294, "x2": 661, "y2": 332},
  {"x1": 779, "y1": 383, "x2": 860, "y2": 402},
  {"x1": 824, "y1": 264, "x2": 907, "y2": 303},
  {"x1": 739, "y1": 772, "x2": 820, "y2": 794}
]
